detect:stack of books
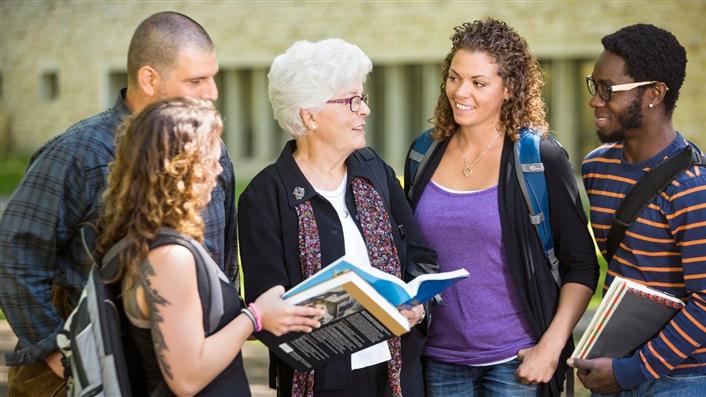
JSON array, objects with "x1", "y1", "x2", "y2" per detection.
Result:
[
  {"x1": 572, "y1": 276, "x2": 684, "y2": 359},
  {"x1": 256, "y1": 257, "x2": 469, "y2": 371}
]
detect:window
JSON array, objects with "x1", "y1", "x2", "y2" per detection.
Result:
[
  {"x1": 104, "y1": 59, "x2": 599, "y2": 178},
  {"x1": 40, "y1": 70, "x2": 59, "y2": 101}
]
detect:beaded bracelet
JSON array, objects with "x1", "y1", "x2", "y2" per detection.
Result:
[
  {"x1": 248, "y1": 302, "x2": 263, "y2": 332},
  {"x1": 240, "y1": 308, "x2": 258, "y2": 332}
]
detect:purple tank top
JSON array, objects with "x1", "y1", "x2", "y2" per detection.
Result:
[{"x1": 416, "y1": 181, "x2": 535, "y2": 365}]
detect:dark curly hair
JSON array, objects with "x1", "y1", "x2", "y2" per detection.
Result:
[
  {"x1": 96, "y1": 97, "x2": 223, "y2": 284},
  {"x1": 432, "y1": 18, "x2": 548, "y2": 141},
  {"x1": 601, "y1": 24, "x2": 686, "y2": 116}
]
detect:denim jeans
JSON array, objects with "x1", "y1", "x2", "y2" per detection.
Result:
[
  {"x1": 593, "y1": 373, "x2": 706, "y2": 397},
  {"x1": 425, "y1": 357, "x2": 538, "y2": 397}
]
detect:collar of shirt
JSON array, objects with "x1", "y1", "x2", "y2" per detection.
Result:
[{"x1": 275, "y1": 140, "x2": 371, "y2": 210}]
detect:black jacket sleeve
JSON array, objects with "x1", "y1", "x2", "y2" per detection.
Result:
[
  {"x1": 541, "y1": 138, "x2": 599, "y2": 290},
  {"x1": 238, "y1": 172, "x2": 292, "y2": 304}
]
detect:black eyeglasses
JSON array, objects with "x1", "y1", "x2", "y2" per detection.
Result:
[
  {"x1": 326, "y1": 95, "x2": 368, "y2": 112},
  {"x1": 585, "y1": 75, "x2": 661, "y2": 102}
]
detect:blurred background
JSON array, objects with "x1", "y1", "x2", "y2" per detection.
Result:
[
  {"x1": 1, "y1": 0, "x2": 704, "y2": 191},
  {"x1": 1, "y1": 1, "x2": 705, "y2": 395}
]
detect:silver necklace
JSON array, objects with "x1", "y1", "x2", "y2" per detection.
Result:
[{"x1": 457, "y1": 131, "x2": 502, "y2": 177}]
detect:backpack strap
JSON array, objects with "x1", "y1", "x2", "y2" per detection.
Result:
[
  {"x1": 354, "y1": 147, "x2": 391, "y2": 213},
  {"x1": 100, "y1": 234, "x2": 133, "y2": 282},
  {"x1": 100, "y1": 228, "x2": 226, "y2": 335},
  {"x1": 606, "y1": 144, "x2": 701, "y2": 263},
  {"x1": 407, "y1": 128, "x2": 440, "y2": 201},
  {"x1": 149, "y1": 228, "x2": 228, "y2": 334},
  {"x1": 514, "y1": 127, "x2": 560, "y2": 286}
]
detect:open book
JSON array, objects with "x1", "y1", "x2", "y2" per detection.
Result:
[
  {"x1": 572, "y1": 276, "x2": 684, "y2": 359},
  {"x1": 283, "y1": 257, "x2": 469, "y2": 307},
  {"x1": 256, "y1": 258, "x2": 469, "y2": 371}
]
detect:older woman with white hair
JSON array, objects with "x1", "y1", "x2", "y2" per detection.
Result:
[{"x1": 239, "y1": 38, "x2": 438, "y2": 397}]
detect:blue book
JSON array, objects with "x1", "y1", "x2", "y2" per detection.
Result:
[
  {"x1": 256, "y1": 257, "x2": 469, "y2": 371},
  {"x1": 283, "y1": 257, "x2": 469, "y2": 308}
]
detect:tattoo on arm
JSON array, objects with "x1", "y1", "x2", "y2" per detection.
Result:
[{"x1": 140, "y1": 259, "x2": 174, "y2": 380}]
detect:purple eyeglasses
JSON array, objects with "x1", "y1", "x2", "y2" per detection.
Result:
[{"x1": 325, "y1": 94, "x2": 368, "y2": 112}]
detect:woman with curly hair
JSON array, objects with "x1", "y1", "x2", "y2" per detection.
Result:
[
  {"x1": 403, "y1": 19, "x2": 598, "y2": 396},
  {"x1": 96, "y1": 97, "x2": 322, "y2": 396}
]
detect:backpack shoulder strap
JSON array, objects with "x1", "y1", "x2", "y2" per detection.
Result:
[
  {"x1": 98, "y1": 229, "x2": 227, "y2": 335},
  {"x1": 149, "y1": 228, "x2": 226, "y2": 334},
  {"x1": 99, "y1": 234, "x2": 132, "y2": 282},
  {"x1": 407, "y1": 128, "x2": 440, "y2": 201},
  {"x1": 355, "y1": 147, "x2": 391, "y2": 209},
  {"x1": 689, "y1": 141, "x2": 705, "y2": 165},
  {"x1": 514, "y1": 127, "x2": 560, "y2": 285},
  {"x1": 606, "y1": 145, "x2": 696, "y2": 262}
]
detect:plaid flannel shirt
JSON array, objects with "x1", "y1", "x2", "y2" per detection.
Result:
[{"x1": 0, "y1": 90, "x2": 237, "y2": 365}]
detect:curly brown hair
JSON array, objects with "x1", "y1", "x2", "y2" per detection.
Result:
[
  {"x1": 432, "y1": 19, "x2": 548, "y2": 141},
  {"x1": 96, "y1": 97, "x2": 223, "y2": 284}
]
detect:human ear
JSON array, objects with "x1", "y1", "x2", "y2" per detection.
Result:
[
  {"x1": 137, "y1": 65, "x2": 160, "y2": 97},
  {"x1": 299, "y1": 108, "x2": 318, "y2": 130},
  {"x1": 648, "y1": 82, "x2": 668, "y2": 106}
]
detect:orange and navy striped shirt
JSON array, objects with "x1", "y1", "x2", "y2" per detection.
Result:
[{"x1": 582, "y1": 134, "x2": 706, "y2": 389}]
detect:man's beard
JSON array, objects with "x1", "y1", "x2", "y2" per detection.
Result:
[{"x1": 596, "y1": 95, "x2": 644, "y2": 143}]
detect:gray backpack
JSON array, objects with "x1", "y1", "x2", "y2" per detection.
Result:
[
  {"x1": 56, "y1": 226, "x2": 135, "y2": 396},
  {"x1": 57, "y1": 227, "x2": 226, "y2": 397}
]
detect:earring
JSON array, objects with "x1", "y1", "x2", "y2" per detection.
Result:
[
  {"x1": 310, "y1": 123, "x2": 317, "y2": 130},
  {"x1": 649, "y1": 103, "x2": 654, "y2": 108}
]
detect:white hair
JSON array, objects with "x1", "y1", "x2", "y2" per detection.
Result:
[{"x1": 268, "y1": 38, "x2": 373, "y2": 138}]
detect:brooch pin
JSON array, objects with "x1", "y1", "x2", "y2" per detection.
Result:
[{"x1": 292, "y1": 186, "x2": 305, "y2": 200}]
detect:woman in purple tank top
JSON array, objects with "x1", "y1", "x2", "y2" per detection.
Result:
[{"x1": 404, "y1": 19, "x2": 599, "y2": 397}]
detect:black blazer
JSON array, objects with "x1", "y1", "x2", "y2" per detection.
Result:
[
  {"x1": 239, "y1": 140, "x2": 438, "y2": 396},
  {"x1": 404, "y1": 135, "x2": 599, "y2": 397}
]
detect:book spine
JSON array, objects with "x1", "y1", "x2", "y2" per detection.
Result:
[
  {"x1": 578, "y1": 282, "x2": 628, "y2": 358},
  {"x1": 627, "y1": 289, "x2": 684, "y2": 310}
]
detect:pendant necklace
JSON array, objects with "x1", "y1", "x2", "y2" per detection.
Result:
[{"x1": 457, "y1": 131, "x2": 502, "y2": 177}]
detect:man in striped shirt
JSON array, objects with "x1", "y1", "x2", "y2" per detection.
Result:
[{"x1": 568, "y1": 24, "x2": 706, "y2": 395}]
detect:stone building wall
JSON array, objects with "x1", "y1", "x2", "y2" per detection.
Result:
[{"x1": 1, "y1": 1, "x2": 704, "y2": 175}]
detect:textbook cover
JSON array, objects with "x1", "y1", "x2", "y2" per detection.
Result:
[
  {"x1": 257, "y1": 258, "x2": 469, "y2": 371},
  {"x1": 572, "y1": 276, "x2": 684, "y2": 359}
]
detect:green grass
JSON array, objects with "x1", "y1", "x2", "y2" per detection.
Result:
[
  {"x1": 0, "y1": 152, "x2": 31, "y2": 196},
  {"x1": 590, "y1": 253, "x2": 608, "y2": 308},
  {"x1": 0, "y1": 152, "x2": 253, "y2": 199},
  {"x1": 587, "y1": 220, "x2": 609, "y2": 309},
  {"x1": 235, "y1": 179, "x2": 249, "y2": 203}
]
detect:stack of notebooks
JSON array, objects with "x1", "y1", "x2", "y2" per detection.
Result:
[{"x1": 572, "y1": 276, "x2": 684, "y2": 359}]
